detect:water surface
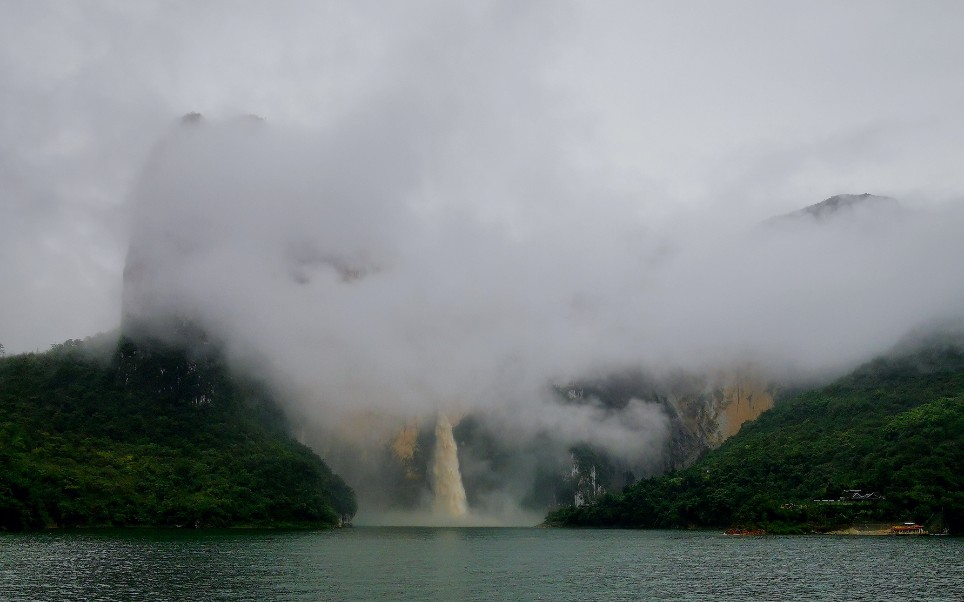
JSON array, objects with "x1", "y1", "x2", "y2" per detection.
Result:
[{"x1": 2, "y1": 527, "x2": 961, "y2": 601}]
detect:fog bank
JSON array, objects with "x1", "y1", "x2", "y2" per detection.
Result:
[{"x1": 120, "y1": 115, "x2": 964, "y2": 521}]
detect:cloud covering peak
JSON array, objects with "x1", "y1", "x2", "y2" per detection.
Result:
[
  {"x1": 4, "y1": 2, "x2": 964, "y2": 355},
  {"x1": 120, "y1": 113, "x2": 964, "y2": 436}
]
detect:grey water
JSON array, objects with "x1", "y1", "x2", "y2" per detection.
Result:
[{"x1": 1, "y1": 528, "x2": 961, "y2": 601}]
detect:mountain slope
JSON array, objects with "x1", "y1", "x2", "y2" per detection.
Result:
[
  {"x1": 0, "y1": 335, "x2": 356, "y2": 530},
  {"x1": 767, "y1": 192, "x2": 900, "y2": 223},
  {"x1": 546, "y1": 336, "x2": 964, "y2": 533}
]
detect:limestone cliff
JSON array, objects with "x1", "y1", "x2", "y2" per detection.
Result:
[{"x1": 662, "y1": 370, "x2": 774, "y2": 468}]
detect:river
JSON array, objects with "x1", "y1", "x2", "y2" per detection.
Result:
[{"x1": 1, "y1": 527, "x2": 961, "y2": 601}]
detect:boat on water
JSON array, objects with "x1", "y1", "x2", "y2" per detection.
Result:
[{"x1": 890, "y1": 523, "x2": 927, "y2": 535}]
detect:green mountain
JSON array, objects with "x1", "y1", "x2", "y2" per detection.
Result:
[
  {"x1": 0, "y1": 334, "x2": 356, "y2": 530},
  {"x1": 545, "y1": 336, "x2": 964, "y2": 534}
]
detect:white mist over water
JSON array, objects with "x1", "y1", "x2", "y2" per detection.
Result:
[
  {"x1": 432, "y1": 414, "x2": 468, "y2": 518},
  {"x1": 114, "y1": 113, "x2": 964, "y2": 524}
]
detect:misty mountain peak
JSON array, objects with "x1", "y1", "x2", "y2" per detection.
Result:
[{"x1": 769, "y1": 193, "x2": 901, "y2": 224}]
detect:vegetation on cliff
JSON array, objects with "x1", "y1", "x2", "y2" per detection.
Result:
[
  {"x1": 546, "y1": 338, "x2": 964, "y2": 534},
  {"x1": 0, "y1": 335, "x2": 355, "y2": 530}
]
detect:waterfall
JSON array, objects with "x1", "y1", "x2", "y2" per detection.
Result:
[{"x1": 432, "y1": 414, "x2": 468, "y2": 518}]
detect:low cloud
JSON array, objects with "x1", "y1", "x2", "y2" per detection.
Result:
[{"x1": 119, "y1": 114, "x2": 964, "y2": 519}]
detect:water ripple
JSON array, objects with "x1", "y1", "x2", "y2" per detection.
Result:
[{"x1": 1, "y1": 529, "x2": 961, "y2": 601}]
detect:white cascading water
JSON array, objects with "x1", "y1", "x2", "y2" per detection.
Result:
[{"x1": 432, "y1": 414, "x2": 468, "y2": 518}]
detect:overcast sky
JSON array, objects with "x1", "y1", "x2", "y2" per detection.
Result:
[{"x1": 2, "y1": 0, "x2": 964, "y2": 354}]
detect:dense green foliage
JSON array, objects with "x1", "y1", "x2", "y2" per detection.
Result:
[
  {"x1": 0, "y1": 335, "x2": 355, "y2": 530},
  {"x1": 547, "y1": 341, "x2": 964, "y2": 533}
]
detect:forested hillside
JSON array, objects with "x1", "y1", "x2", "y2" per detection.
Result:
[
  {"x1": 547, "y1": 338, "x2": 964, "y2": 534},
  {"x1": 0, "y1": 335, "x2": 355, "y2": 530}
]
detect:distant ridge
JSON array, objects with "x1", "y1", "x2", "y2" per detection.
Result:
[{"x1": 767, "y1": 193, "x2": 900, "y2": 224}]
